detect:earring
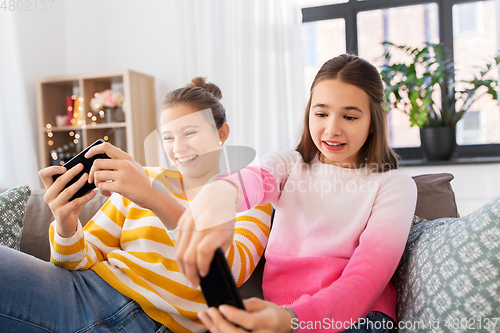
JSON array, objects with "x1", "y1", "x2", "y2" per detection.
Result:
[{"x1": 219, "y1": 141, "x2": 223, "y2": 146}]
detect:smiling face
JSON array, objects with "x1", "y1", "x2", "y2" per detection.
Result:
[
  {"x1": 309, "y1": 79, "x2": 371, "y2": 168},
  {"x1": 160, "y1": 104, "x2": 224, "y2": 180}
]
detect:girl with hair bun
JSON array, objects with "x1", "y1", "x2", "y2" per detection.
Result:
[
  {"x1": 175, "y1": 56, "x2": 418, "y2": 333},
  {"x1": 1, "y1": 77, "x2": 271, "y2": 333}
]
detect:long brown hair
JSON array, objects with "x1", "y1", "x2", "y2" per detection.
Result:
[
  {"x1": 162, "y1": 77, "x2": 226, "y2": 129},
  {"x1": 296, "y1": 54, "x2": 399, "y2": 172}
]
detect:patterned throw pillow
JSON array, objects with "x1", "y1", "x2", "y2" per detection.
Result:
[
  {"x1": 0, "y1": 185, "x2": 30, "y2": 250},
  {"x1": 392, "y1": 195, "x2": 500, "y2": 332}
]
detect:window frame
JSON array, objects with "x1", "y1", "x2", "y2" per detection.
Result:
[{"x1": 302, "y1": 0, "x2": 500, "y2": 162}]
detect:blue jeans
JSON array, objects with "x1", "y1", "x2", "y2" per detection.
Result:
[
  {"x1": 0, "y1": 245, "x2": 173, "y2": 333},
  {"x1": 341, "y1": 311, "x2": 397, "y2": 333}
]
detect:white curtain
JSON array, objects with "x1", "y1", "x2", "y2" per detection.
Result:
[
  {"x1": 0, "y1": 0, "x2": 306, "y2": 188},
  {"x1": 168, "y1": 0, "x2": 306, "y2": 157},
  {"x1": 0, "y1": 13, "x2": 40, "y2": 189}
]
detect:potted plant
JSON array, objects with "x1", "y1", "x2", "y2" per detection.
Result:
[{"x1": 380, "y1": 42, "x2": 500, "y2": 160}]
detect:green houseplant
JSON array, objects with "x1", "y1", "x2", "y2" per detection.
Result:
[{"x1": 380, "y1": 42, "x2": 500, "y2": 160}]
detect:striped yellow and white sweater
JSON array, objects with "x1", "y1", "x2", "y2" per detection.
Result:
[{"x1": 49, "y1": 167, "x2": 272, "y2": 333}]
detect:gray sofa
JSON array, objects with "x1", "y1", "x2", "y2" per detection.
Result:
[
  {"x1": 7, "y1": 172, "x2": 483, "y2": 331},
  {"x1": 12, "y1": 173, "x2": 459, "y2": 264}
]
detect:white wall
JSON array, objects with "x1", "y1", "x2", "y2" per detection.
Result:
[
  {"x1": 5, "y1": 0, "x2": 235, "y2": 188},
  {"x1": 401, "y1": 163, "x2": 500, "y2": 216},
  {"x1": 0, "y1": 5, "x2": 68, "y2": 188},
  {"x1": 6, "y1": 0, "x2": 500, "y2": 207},
  {"x1": 21, "y1": 0, "x2": 304, "y2": 161},
  {"x1": 62, "y1": 0, "x2": 183, "y2": 112}
]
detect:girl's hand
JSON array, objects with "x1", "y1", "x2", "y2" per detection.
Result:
[
  {"x1": 86, "y1": 142, "x2": 154, "y2": 209},
  {"x1": 175, "y1": 180, "x2": 239, "y2": 287},
  {"x1": 39, "y1": 164, "x2": 97, "y2": 238},
  {"x1": 198, "y1": 298, "x2": 294, "y2": 333}
]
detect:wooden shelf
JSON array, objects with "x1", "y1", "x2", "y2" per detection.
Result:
[
  {"x1": 45, "y1": 122, "x2": 128, "y2": 132},
  {"x1": 36, "y1": 70, "x2": 158, "y2": 168}
]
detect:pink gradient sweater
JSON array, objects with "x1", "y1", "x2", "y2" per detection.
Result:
[{"x1": 227, "y1": 151, "x2": 417, "y2": 332}]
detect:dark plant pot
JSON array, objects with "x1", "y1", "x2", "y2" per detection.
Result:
[{"x1": 419, "y1": 126, "x2": 457, "y2": 161}]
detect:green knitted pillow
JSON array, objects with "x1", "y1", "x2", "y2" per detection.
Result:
[
  {"x1": 393, "y1": 196, "x2": 500, "y2": 331},
  {"x1": 0, "y1": 185, "x2": 30, "y2": 250}
]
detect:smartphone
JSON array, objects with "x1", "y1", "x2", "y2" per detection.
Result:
[
  {"x1": 52, "y1": 139, "x2": 110, "y2": 201},
  {"x1": 200, "y1": 247, "x2": 246, "y2": 310}
]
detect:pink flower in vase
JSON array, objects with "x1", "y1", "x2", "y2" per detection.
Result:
[{"x1": 102, "y1": 89, "x2": 117, "y2": 108}]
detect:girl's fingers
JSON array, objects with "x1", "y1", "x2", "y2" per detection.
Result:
[
  {"x1": 48, "y1": 172, "x2": 91, "y2": 215},
  {"x1": 60, "y1": 172, "x2": 90, "y2": 202},
  {"x1": 218, "y1": 301, "x2": 287, "y2": 332},
  {"x1": 195, "y1": 228, "x2": 228, "y2": 278},
  {"x1": 69, "y1": 188, "x2": 96, "y2": 207},
  {"x1": 58, "y1": 163, "x2": 84, "y2": 187},
  {"x1": 198, "y1": 311, "x2": 217, "y2": 332},
  {"x1": 93, "y1": 170, "x2": 117, "y2": 186},
  {"x1": 196, "y1": 237, "x2": 216, "y2": 279},
  {"x1": 243, "y1": 298, "x2": 270, "y2": 312},
  {"x1": 199, "y1": 220, "x2": 235, "y2": 278},
  {"x1": 183, "y1": 232, "x2": 204, "y2": 287},
  {"x1": 175, "y1": 210, "x2": 194, "y2": 277},
  {"x1": 44, "y1": 164, "x2": 84, "y2": 202},
  {"x1": 206, "y1": 307, "x2": 247, "y2": 333},
  {"x1": 39, "y1": 166, "x2": 67, "y2": 189},
  {"x1": 185, "y1": 231, "x2": 230, "y2": 288},
  {"x1": 218, "y1": 305, "x2": 260, "y2": 331},
  {"x1": 95, "y1": 181, "x2": 114, "y2": 197},
  {"x1": 88, "y1": 158, "x2": 119, "y2": 183},
  {"x1": 176, "y1": 219, "x2": 235, "y2": 286},
  {"x1": 85, "y1": 142, "x2": 129, "y2": 160}
]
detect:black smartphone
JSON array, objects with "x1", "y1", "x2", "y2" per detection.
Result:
[
  {"x1": 52, "y1": 139, "x2": 110, "y2": 201},
  {"x1": 200, "y1": 247, "x2": 246, "y2": 310}
]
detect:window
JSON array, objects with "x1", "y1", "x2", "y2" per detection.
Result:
[
  {"x1": 457, "y1": 111, "x2": 485, "y2": 144},
  {"x1": 299, "y1": 0, "x2": 348, "y2": 7},
  {"x1": 302, "y1": 19, "x2": 346, "y2": 97},
  {"x1": 302, "y1": 0, "x2": 500, "y2": 159},
  {"x1": 357, "y1": 3, "x2": 439, "y2": 147},
  {"x1": 453, "y1": 2, "x2": 481, "y2": 36},
  {"x1": 453, "y1": 1, "x2": 499, "y2": 145}
]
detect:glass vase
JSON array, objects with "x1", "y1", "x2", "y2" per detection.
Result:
[{"x1": 105, "y1": 107, "x2": 116, "y2": 123}]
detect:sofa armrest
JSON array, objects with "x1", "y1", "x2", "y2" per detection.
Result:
[
  {"x1": 19, "y1": 188, "x2": 108, "y2": 261},
  {"x1": 412, "y1": 173, "x2": 459, "y2": 220}
]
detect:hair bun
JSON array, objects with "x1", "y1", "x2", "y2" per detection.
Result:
[{"x1": 188, "y1": 77, "x2": 222, "y2": 100}]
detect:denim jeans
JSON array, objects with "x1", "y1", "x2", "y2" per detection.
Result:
[
  {"x1": 0, "y1": 245, "x2": 173, "y2": 333},
  {"x1": 341, "y1": 311, "x2": 397, "y2": 333}
]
